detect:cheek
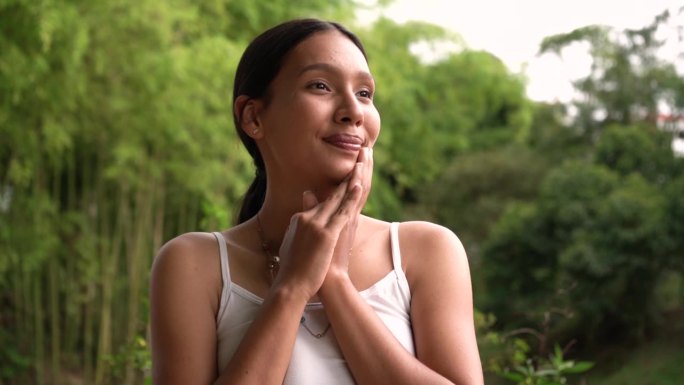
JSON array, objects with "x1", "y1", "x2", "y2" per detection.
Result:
[{"x1": 367, "y1": 110, "x2": 381, "y2": 146}]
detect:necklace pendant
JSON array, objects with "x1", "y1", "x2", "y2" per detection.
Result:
[
  {"x1": 258, "y1": 214, "x2": 330, "y2": 334},
  {"x1": 299, "y1": 314, "x2": 331, "y2": 339}
]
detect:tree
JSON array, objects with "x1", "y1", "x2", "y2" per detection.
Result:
[
  {"x1": 481, "y1": 151, "x2": 673, "y2": 346},
  {"x1": 360, "y1": 18, "x2": 533, "y2": 220},
  {"x1": 539, "y1": 10, "x2": 684, "y2": 138},
  {"x1": 418, "y1": 145, "x2": 547, "y2": 264}
]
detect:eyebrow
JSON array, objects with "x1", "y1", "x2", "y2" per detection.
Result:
[{"x1": 298, "y1": 62, "x2": 375, "y2": 83}]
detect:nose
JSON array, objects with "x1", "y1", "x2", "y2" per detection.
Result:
[{"x1": 334, "y1": 92, "x2": 364, "y2": 126}]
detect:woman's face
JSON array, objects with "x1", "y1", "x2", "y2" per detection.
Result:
[{"x1": 256, "y1": 30, "x2": 381, "y2": 185}]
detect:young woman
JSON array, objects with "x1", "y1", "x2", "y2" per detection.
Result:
[{"x1": 150, "y1": 18, "x2": 483, "y2": 385}]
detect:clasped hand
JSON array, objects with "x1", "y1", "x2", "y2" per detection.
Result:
[{"x1": 273, "y1": 147, "x2": 373, "y2": 300}]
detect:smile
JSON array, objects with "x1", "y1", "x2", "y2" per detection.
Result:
[{"x1": 323, "y1": 134, "x2": 363, "y2": 152}]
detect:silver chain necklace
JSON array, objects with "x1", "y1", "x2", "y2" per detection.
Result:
[{"x1": 256, "y1": 213, "x2": 331, "y2": 339}]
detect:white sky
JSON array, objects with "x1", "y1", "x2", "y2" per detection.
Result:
[{"x1": 359, "y1": 0, "x2": 683, "y2": 102}]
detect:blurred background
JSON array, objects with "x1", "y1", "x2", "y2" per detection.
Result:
[{"x1": 1, "y1": 0, "x2": 683, "y2": 384}]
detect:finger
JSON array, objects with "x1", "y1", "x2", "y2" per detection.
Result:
[
  {"x1": 359, "y1": 147, "x2": 372, "y2": 189},
  {"x1": 347, "y1": 162, "x2": 363, "y2": 193},
  {"x1": 364, "y1": 147, "x2": 373, "y2": 188},
  {"x1": 311, "y1": 179, "x2": 349, "y2": 220},
  {"x1": 302, "y1": 190, "x2": 318, "y2": 211},
  {"x1": 351, "y1": 147, "x2": 372, "y2": 215},
  {"x1": 326, "y1": 183, "x2": 363, "y2": 231},
  {"x1": 362, "y1": 147, "x2": 372, "y2": 171},
  {"x1": 355, "y1": 147, "x2": 370, "y2": 180},
  {"x1": 357, "y1": 146, "x2": 366, "y2": 163}
]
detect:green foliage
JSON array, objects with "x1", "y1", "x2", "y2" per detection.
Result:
[
  {"x1": 663, "y1": 176, "x2": 684, "y2": 270},
  {"x1": 594, "y1": 124, "x2": 677, "y2": 184},
  {"x1": 481, "y1": 126, "x2": 681, "y2": 344},
  {"x1": 104, "y1": 336, "x2": 152, "y2": 384},
  {"x1": 0, "y1": 328, "x2": 32, "y2": 381},
  {"x1": 419, "y1": 145, "x2": 548, "y2": 265},
  {"x1": 423, "y1": 50, "x2": 532, "y2": 151},
  {"x1": 539, "y1": 10, "x2": 684, "y2": 131},
  {"x1": 360, "y1": 18, "x2": 532, "y2": 219},
  {"x1": 526, "y1": 102, "x2": 590, "y2": 163},
  {"x1": 499, "y1": 344, "x2": 594, "y2": 385},
  {"x1": 475, "y1": 310, "x2": 529, "y2": 374},
  {"x1": 585, "y1": 325, "x2": 684, "y2": 385},
  {"x1": 477, "y1": 310, "x2": 593, "y2": 385}
]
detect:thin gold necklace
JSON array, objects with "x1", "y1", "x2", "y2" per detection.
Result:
[
  {"x1": 255, "y1": 213, "x2": 331, "y2": 339},
  {"x1": 255, "y1": 213, "x2": 280, "y2": 283}
]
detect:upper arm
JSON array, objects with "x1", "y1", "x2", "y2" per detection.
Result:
[
  {"x1": 402, "y1": 222, "x2": 484, "y2": 385},
  {"x1": 150, "y1": 233, "x2": 222, "y2": 385}
]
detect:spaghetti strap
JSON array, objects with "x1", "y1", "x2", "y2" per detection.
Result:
[
  {"x1": 212, "y1": 231, "x2": 231, "y2": 323},
  {"x1": 389, "y1": 222, "x2": 411, "y2": 300}
]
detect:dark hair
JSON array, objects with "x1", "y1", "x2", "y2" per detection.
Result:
[{"x1": 233, "y1": 18, "x2": 367, "y2": 224}]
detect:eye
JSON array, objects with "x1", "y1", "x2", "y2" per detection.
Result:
[
  {"x1": 358, "y1": 89, "x2": 374, "y2": 100},
  {"x1": 308, "y1": 81, "x2": 331, "y2": 92}
]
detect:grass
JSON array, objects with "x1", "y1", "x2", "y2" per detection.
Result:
[
  {"x1": 584, "y1": 339, "x2": 684, "y2": 385},
  {"x1": 582, "y1": 309, "x2": 684, "y2": 385}
]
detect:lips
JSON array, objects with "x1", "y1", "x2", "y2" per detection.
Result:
[{"x1": 323, "y1": 134, "x2": 363, "y2": 151}]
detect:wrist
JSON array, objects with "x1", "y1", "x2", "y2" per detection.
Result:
[
  {"x1": 318, "y1": 270, "x2": 352, "y2": 300},
  {"x1": 270, "y1": 280, "x2": 315, "y2": 307}
]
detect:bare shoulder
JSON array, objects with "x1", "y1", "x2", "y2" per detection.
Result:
[
  {"x1": 396, "y1": 221, "x2": 466, "y2": 259},
  {"x1": 153, "y1": 232, "x2": 220, "y2": 272},
  {"x1": 154, "y1": 231, "x2": 219, "y2": 260},
  {"x1": 151, "y1": 232, "x2": 223, "y2": 304},
  {"x1": 396, "y1": 220, "x2": 461, "y2": 242},
  {"x1": 150, "y1": 232, "x2": 226, "y2": 384},
  {"x1": 394, "y1": 221, "x2": 469, "y2": 287}
]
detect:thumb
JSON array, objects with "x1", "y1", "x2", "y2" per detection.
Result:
[{"x1": 302, "y1": 190, "x2": 319, "y2": 211}]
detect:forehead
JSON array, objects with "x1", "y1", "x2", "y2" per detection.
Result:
[{"x1": 281, "y1": 30, "x2": 370, "y2": 75}]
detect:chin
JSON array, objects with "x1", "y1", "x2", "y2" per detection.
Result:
[
  {"x1": 334, "y1": 163, "x2": 356, "y2": 180},
  {"x1": 314, "y1": 168, "x2": 349, "y2": 188},
  {"x1": 307, "y1": 154, "x2": 357, "y2": 186}
]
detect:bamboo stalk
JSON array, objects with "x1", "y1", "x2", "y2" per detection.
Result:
[
  {"x1": 82, "y1": 142, "x2": 97, "y2": 384},
  {"x1": 64, "y1": 146, "x2": 79, "y2": 363},
  {"x1": 49, "y1": 256, "x2": 61, "y2": 385},
  {"x1": 49, "y1": 152, "x2": 62, "y2": 385},
  {"x1": 94, "y1": 182, "x2": 125, "y2": 385},
  {"x1": 34, "y1": 273, "x2": 45, "y2": 385},
  {"x1": 20, "y1": 250, "x2": 32, "y2": 377},
  {"x1": 33, "y1": 144, "x2": 46, "y2": 384},
  {"x1": 83, "y1": 284, "x2": 94, "y2": 384},
  {"x1": 123, "y1": 180, "x2": 155, "y2": 385}
]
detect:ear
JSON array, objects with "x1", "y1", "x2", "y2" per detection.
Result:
[{"x1": 234, "y1": 95, "x2": 264, "y2": 139}]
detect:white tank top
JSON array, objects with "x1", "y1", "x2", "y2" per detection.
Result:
[{"x1": 212, "y1": 222, "x2": 415, "y2": 384}]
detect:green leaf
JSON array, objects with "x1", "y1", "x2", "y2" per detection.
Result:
[
  {"x1": 500, "y1": 371, "x2": 525, "y2": 382},
  {"x1": 561, "y1": 361, "x2": 594, "y2": 374}
]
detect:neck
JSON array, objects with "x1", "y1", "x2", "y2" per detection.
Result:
[{"x1": 255, "y1": 176, "x2": 338, "y2": 248}]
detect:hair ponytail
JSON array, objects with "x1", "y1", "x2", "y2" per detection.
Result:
[{"x1": 237, "y1": 166, "x2": 266, "y2": 224}]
